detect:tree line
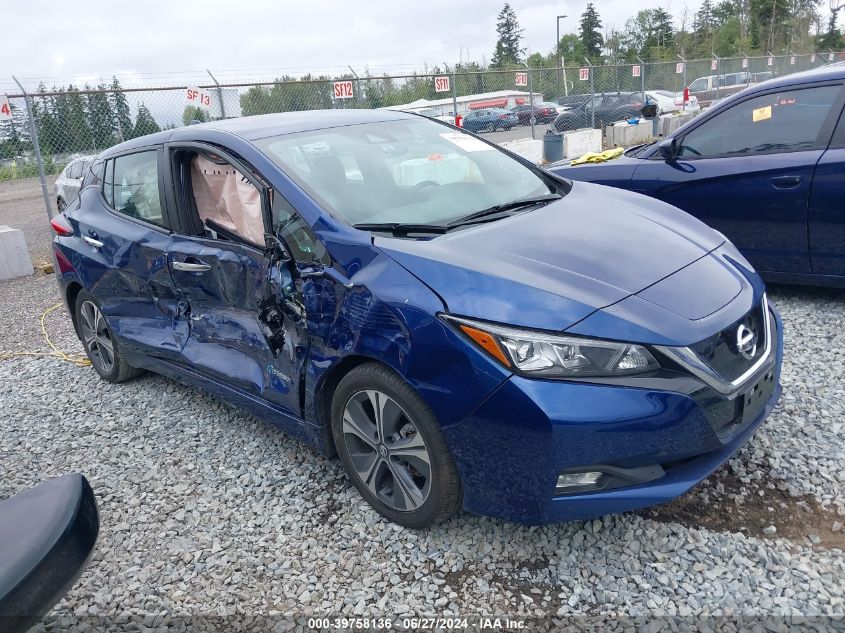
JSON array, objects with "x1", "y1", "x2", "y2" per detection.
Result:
[{"x1": 0, "y1": 77, "x2": 162, "y2": 161}]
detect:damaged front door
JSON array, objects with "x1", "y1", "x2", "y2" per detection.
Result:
[{"x1": 164, "y1": 142, "x2": 309, "y2": 417}]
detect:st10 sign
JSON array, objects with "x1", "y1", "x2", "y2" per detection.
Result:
[
  {"x1": 333, "y1": 81, "x2": 354, "y2": 99},
  {"x1": 434, "y1": 76, "x2": 450, "y2": 93},
  {"x1": 0, "y1": 95, "x2": 11, "y2": 121},
  {"x1": 514, "y1": 72, "x2": 528, "y2": 87},
  {"x1": 186, "y1": 86, "x2": 212, "y2": 110}
]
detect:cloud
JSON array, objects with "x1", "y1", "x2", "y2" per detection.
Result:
[{"x1": 0, "y1": 0, "x2": 703, "y2": 90}]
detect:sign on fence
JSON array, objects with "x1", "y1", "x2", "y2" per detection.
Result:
[
  {"x1": 514, "y1": 72, "x2": 528, "y2": 87},
  {"x1": 742, "y1": 58, "x2": 748, "y2": 68},
  {"x1": 0, "y1": 95, "x2": 11, "y2": 121},
  {"x1": 830, "y1": 53, "x2": 836, "y2": 62},
  {"x1": 434, "y1": 76, "x2": 450, "y2": 93},
  {"x1": 578, "y1": 67, "x2": 589, "y2": 81},
  {"x1": 676, "y1": 62, "x2": 685, "y2": 74},
  {"x1": 186, "y1": 86, "x2": 212, "y2": 110},
  {"x1": 333, "y1": 81, "x2": 354, "y2": 99},
  {"x1": 768, "y1": 57, "x2": 774, "y2": 66},
  {"x1": 632, "y1": 65, "x2": 641, "y2": 78},
  {"x1": 790, "y1": 56, "x2": 796, "y2": 65},
  {"x1": 811, "y1": 54, "x2": 816, "y2": 62},
  {"x1": 711, "y1": 59, "x2": 718, "y2": 70}
]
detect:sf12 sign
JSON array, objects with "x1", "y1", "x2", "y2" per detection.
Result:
[
  {"x1": 676, "y1": 62, "x2": 685, "y2": 74},
  {"x1": 514, "y1": 72, "x2": 528, "y2": 87},
  {"x1": 434, "y1": 76, "x2": 450, "y2": 93},
  {"x1": 333, "y1": 81, "x2": 354, "y2": 99},
  {"x1": 711, "y1": 59, "x2": 718, "y2": 70},
  {"x1": 0, "y1": 95, "x2": 11, "y2": 121},
  {"x1": 578, "y1": 67, "x2": 589, "y2": 81},
  {"x1": 632, "y1": 65, "x2": 641, "y2": 78},
  {"x1": 186, "y1": 86, "x2": 212, "y2": 110}
]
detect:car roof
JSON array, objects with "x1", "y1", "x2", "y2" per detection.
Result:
[
  {"x1": 745, "y1": 62, "x2": 845, "y2": 92},
  {"x1": 101, "y1": 108, "x2": 418, "y2": 156}
]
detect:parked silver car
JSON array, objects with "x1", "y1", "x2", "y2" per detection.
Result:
[{"x1": 54, "y1": 156, "x2": 94, "y2": 211}]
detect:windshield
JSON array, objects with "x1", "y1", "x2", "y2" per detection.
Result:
[{"x1": 255, "y1": 118, "x2": 555, "y2": 227}]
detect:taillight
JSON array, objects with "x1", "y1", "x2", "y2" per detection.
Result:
[
  {"x1": 50, "y1": 215, "x2": 74, "y2": 236},
  {"x1": 500, "y1": 114, "x2": 508, "y2": 119}
]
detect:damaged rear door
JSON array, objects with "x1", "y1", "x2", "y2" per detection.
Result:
[{"x1": 163, "y1": 141, "x2": 309, "y2": 417}]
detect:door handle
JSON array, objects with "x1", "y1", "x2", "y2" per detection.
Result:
[
  {"x1": 771, "y1": 175, "x2": 802, "y2": 189},
  {"x1": 82, "y1": 236, "x2": 103, "y2": 249},
  {"x1": 172, "y1": 259, "x2": 211, "y2": 272}
]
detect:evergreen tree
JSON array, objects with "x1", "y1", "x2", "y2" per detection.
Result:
[
  {"x1": 490, "y1": 3, "x2": 525, "y2": 68},
  {"x1": 579, "y1": 3, "x2": 604, "y2": 59},
  {"x1": 32, "y1": 83, "x2": 61, "y2": 156},
  {"x1": 182, "y1": 106, "x2": 209, "y2": 126},
  {"x1": 132, "y1": 104, "x2": 161, "y2": 138},
  {"x1": 110, "y1": 77, "x2": 132, "y2": 142},
  {"x1": 85, "y1": 84, "x2": 116, "y2": 149}
]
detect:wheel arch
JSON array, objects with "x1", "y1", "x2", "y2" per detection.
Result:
[{"x1": 65, "y1": 281, "x2": 84, "y2": 335}]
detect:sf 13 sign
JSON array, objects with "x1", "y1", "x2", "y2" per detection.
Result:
[
  {"x1": 676, "y1": 62, "x2": 685, "y2": 74},
  {"x1": 514, "y1": 72, "x2": 528, "y2": 87},
  {"x1": 711, "y1": 59, "x2": 718, "y2": 70},
  {"x1": 578, "y1": 67, "x2": 589, "y2": 81},
  {"x1": 333, "y1": 81, "x2": 354, "y2": 99},
  {"x1": 0, "y1": 95, "x2": 11, "y2": 121},
  {"x1": 632, "y1": 65, "x2": 641, "y2": 78},
  {"x1": 434, "y1": 76, "x2": 450, "y2": 93},
  {"x1": 186, "y1": 86, "x2": 212, "y2": 109}
]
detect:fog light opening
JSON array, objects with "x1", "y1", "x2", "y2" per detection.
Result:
[{"x1": 556, "y1": 471, "x2": 603, "y2": 493}]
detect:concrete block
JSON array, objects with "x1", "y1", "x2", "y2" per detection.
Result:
[
  {"x1": 606, "y1": 119, "x2": 654, "y2": 147},
  {"x1": 0, "y1": 225, "x2": 34, "y2": 280},
  {"x1": 563, "y1": 128, "x2": 602, "y2": 159},
  {"x1": 499, "y1": 137, "x2": 544, "y2": 164},
  {"x1": 660, "y1": 112, "x2": 698, "y2": 137}
]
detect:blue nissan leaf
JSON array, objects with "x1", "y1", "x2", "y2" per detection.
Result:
[{"x1": 52, "y1": 110, "x2": 782, "y2": 527}]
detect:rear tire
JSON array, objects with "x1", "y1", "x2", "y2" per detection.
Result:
[
  {"x1": 56, "y1": 197, "x2": 66, "y2": 212},
  {"x1": 75, "y1": 290, "x2": 142, "y2": 383},
  {"x1": 485, "y1": 123, "x2": 496, "y2": 133},
  {"x1": 331, "y1": 363, "x2": 461, "y2": 528}
]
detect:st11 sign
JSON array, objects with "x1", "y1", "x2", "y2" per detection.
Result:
[
  {"x1": 514, "y1": 72, "x2": 528, "y2": 87},
  {"x1": 186, "y1": 86, "x2": 212, "y2": 110},
  {"x1": 434, "y1": 76, "x2": 450, "y2": 93},
  {"x1": 0, "y1": 95, "x2": 11, "y2": 121},
  {"x1": 333, "y1": 81, "x2": 354, "y2": 99}
]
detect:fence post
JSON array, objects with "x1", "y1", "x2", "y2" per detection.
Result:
[
  {"x1": 348, "y1": 66, "x2": 362, "y2": 107},
  {"x1": 527, "y1": 65, "x2": 535, "y2": 140},
  {"x1": 712, "y1": 54, "x2": 721, "y2": 101},
  {"x1": 636, "y1": 56, "x2": 645, "y2": 106},
  {"x1": 207, "y1": 70, "x2": 226, "y2": 119},
  {"x1": 12, "y1": 76, "x2": 52, "y2": 221},
  {"x1": 677, "y1": 54, "x2": 687, "y2": 111},
  {"x1": 451, "y1": 71, "x2": 458, "y2": 122},
  {"x1": 585, "y1": 59, "x2": 595, "y2": 128}
]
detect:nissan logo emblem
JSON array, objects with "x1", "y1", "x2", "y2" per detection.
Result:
[{"x1": 736, "y1": 323, "x2": 758, "y2": 360}]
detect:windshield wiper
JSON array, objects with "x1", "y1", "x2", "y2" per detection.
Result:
[
  {"x1": 353, "y1": 222, "x2": 451, "y2": 235},
  {"x1": 447, "y1": 193, "x2": 562, "y2": 227}
]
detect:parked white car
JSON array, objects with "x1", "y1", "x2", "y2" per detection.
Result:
[
  {"x1": 646, "y1": 90, "x2": 700, "y2": 115},
  {"x1": 54, "y1": 155, "x2": 95, "y2": 211}
]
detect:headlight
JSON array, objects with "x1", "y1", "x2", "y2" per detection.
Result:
[{"x1": 442, "y1": 315, "x2": 660, "y2": 378}]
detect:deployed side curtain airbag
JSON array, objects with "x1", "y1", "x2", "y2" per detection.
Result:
[{"x1": 191, "y1": 154, "x2": 265, "y2": 246}]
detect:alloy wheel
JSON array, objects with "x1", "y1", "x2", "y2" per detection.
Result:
[
  {"x1": 79, "y1": 300, "x2": 115, "y2": 374},
  {"x1": 341, "y1": 389, "x2": 432, "y2": 512}
]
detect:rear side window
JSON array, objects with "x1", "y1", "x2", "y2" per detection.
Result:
[
  {"x1": 103, "y1": 151, "x2": 166, "y2": 228},
  {"x1": 678, "y1": 85, "x2": 841, "y2": 158},
  {"x1": 69, "y1": 161, "x2": 83, "y2": 179}
]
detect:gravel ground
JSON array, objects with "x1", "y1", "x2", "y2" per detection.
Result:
[
  {"x1": 0, "y1": 176, "x2": 57, "y2": 267},
  {"x1": 0, "y1": 276, "x2": 842, "y2": 630}
]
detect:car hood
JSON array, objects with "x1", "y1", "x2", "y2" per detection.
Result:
[
  {"x1": 377, "y1": 181, "x2": 732, "y2": 334},
  {"x1": 547, "y1": 152, "x2": 641, "y2": 182}
]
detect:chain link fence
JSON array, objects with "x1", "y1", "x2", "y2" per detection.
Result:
[{"x1": 2, "y1": 51, "x2": 842, "y2": 218}]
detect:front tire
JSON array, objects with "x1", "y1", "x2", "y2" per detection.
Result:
[
  {"x1": 331, "y1": 363, "x2": 461, "y2": 528},
  {"x1": 75, "y1": 290, "x2": 142, "y2": 383}
]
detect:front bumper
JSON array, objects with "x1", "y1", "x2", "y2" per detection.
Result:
[{"x1": 442, "y1": 306, "x2": 783, "y2": 524}]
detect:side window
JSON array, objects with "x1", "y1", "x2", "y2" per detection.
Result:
[
  {"x1": 689, "y1": 78, "x2": 707, "y2": 92},
  {"x1": 69, "y1": 161, "x2": 83, "y2": 180},
  {"x1": 84, "y1": 159, "x2": 104, "y2": 188},
  {"x1": 105, "y1": 151, "x2": 166, "y2": 228},
  {"x1": 678, "y1": 85, "x2": 841, "y2": 158},
  {"x1": 272, "y1": 195, "x2": 330, "y2": 264},
  {"x1": 103, "y1": 159, "x2": 114, "y2": 206}
]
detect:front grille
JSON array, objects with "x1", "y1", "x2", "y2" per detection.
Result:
[{"x1": 688, "y1": 298, "x2": 768, "y2": 382}]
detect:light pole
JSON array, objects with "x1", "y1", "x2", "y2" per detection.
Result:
[{"x1": 556, "y1": 14, "x2": 569, "y2": 96}]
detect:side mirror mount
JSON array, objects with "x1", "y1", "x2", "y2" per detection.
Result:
[
  {"x1": 264, "y1": 234, "x2": 291, "y2": 264},
  {"x1": 658, "y1": 137, "x2": 677, "y2": 161}
]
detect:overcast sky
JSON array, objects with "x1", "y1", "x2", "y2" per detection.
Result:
[{"x1": 1, "y1": 0, "x2": 704, "y2": 91}]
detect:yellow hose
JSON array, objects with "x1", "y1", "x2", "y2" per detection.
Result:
[{"x1": 0, "y1": 302, "x2": 91, "y2": 366}]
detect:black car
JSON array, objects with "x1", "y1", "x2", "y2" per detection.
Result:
[
  {"x1": 554, "y1": 92, "x2": 647, "y2": 131},
  {"x1": 510, "y1": 102, "x2": 559, "y2": 125}
]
